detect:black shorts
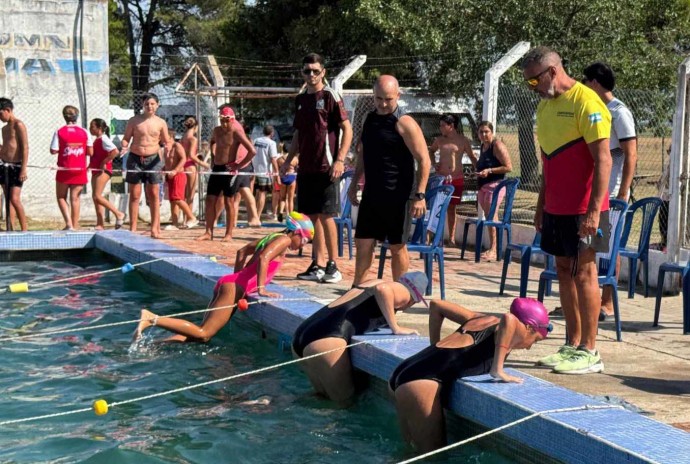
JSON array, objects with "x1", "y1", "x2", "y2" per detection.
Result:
[
  {"x1": 296, "y1": 172, "x2": 339, "y2": 215},
  {"x1": 355, "y1": 193, "x2": 411, "y2": 245},
  {"x1": 227, "y1": 165, "x2": 252, "y2": 196},
  {"x1": 0, "y1": 162, "x2": 24, "y2": 188},
  {"x1": 125, "y1": 153, "x2": 164, "y2": 185},
  {"x1": 540, "y1": 210, "x2": 611, "y2": 257},
  {"x1": 206, "y1": 165, "x2": 232, "y2": 197}
]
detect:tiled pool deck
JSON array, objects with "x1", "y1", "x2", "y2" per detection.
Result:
[{"x1": 1, "y1": 230, "x2": 689, "y2": 464}]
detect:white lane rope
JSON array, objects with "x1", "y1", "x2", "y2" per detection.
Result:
[{"x1": 0, "y1": 336, "x2": 418, "y2": 426}]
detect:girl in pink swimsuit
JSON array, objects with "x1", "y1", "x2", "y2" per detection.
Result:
[{"x1": 134, "y1": 212, "x2": 314, "y2": 343}]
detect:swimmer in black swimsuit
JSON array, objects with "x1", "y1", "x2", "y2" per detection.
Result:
[
  {"x1": 292, "y1": 271, "x2": 428, "y2": 404},
  {"x1": 391, "y1": 298, "x2": 551, "y2": 453}
]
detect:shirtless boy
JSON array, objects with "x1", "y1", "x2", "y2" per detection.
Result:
[
  {"x1": 164, "y1": 127, "x2": 198, "y2": 229},
  {"x1": 429, "y1": 114, "x2": 473, "y2": 245},
  {"x1": 0, "y1": 98, "x2": 29, "y2": 231},
  {"x1": 197, "y1": 106, "x2": 256, "y2": 241},
  {"x1": 120, "y1": 93, "x2": 171, "y2": 238}
]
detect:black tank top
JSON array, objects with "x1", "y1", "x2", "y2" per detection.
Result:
[
  {"x1": 361, "y1": 108, "x2": 415, "y2": 199},
  {"x1": 476, "y1": 141, "x2": 505, "y2": 188}
]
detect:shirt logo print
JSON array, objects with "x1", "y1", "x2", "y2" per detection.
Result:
[{"x1": 589, "y1": 112, "x2": 603, "y2": 124}]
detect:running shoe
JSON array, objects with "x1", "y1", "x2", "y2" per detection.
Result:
[
  {"x1": 536, "y1": 344, "x2": 577, "y2": 367},
  {"x1": 297, "y1": 260, "x2": 325, "y2": 281},
  {"x1": 321, "y1": 261, "x2": 342, "y2": 283},
  {"x1": 552, "y1": 348, "x2": 604, "y2": 374}
]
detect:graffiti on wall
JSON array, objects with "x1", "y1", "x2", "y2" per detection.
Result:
[{"x1": 0, "y1": 32, "x2": 105, "y2": 76}]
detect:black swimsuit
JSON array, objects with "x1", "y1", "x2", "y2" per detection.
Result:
[
  {"x1": 389, "y1": 317, "x2": 500, "y2": 399},
  {"x1": 292, "y1": 287, "x2": 387, "y2": 357}
]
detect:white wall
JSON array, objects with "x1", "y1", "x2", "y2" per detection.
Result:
[{"x1": 0, "y1": 0, "x2": 109, "y2": 220}]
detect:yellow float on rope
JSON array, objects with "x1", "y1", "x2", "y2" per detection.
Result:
[
  {"x1": 9, "y1": 282, "x2": 29, "y2": 293},
  {"x1": 93, "y1": 399, "x2": 109, "y2": 416},
  {"x1": 209, "y1": 256, "x2": 217, "y2": 262}
]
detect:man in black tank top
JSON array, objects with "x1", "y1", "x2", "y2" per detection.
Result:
[{"x1": 348, "y1": 75, "x2": 431, "y2": 285}]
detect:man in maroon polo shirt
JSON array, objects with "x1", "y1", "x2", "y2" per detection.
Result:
[{"x1": 281, "y1": 53, "x2": 353, "y2": 283}]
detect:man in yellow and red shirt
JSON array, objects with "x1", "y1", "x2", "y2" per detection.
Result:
[{"x1": 522, "y1": 46, "x2": 612, "y2": 374}]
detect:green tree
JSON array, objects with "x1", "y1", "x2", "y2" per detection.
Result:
[{"x1": 109, "y1": 1, "x2": 131, "y2": 106}]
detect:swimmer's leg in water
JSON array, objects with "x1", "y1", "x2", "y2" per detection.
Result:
[
  {"x1": 394, "y1": 379, "x2": 446, "y2": 452},
  {"x1": 298, "y1": 337, "x2": 355, "y2": 405},
  {"x1": 134, "y1": 282, "x2": 244, "y2": 343}
]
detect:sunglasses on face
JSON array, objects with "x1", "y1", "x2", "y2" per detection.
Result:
[
  {"x1": 528, "y1": 322, "x2": 554, "y2": 334},
  {"x1": 525, "y1": 67, "x2": 552, "y2": 88},
  {"x1": 302, "y1": 68, "x2": 323, "y2": 76}
]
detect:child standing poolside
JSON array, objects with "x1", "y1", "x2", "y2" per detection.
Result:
[
  {"x1": 0, "y1": 97, "x2": 29, "y2": 231},
  {"x1": 88, "y1": 118, "x2": 125, "y2": 230},
  {"x1": 50, "y1": 105, "x2": 92, "y2": 231}
]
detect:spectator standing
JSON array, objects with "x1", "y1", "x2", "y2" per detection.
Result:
[
  {"x1": 429, "y1": 114, "x2": 473, "y2": 246},
  {"x1": 50, "y1": 105, "x2": 92, "y2": 231},
  {"x1": 583, "y1": 62, "x2": 638, "y2": 319},
  {"x1": 0, "y1": 97, "x2": 29, "y2": 231},
  {"x1": 349, "y1": 75, "x2": 430, "y2": 286},
  {"x1": 120, "y1": 93, "x2": 171, "y2": 238},
  {"x1": 252, "y1": 125, "x2": 281, "y2": 219},
  {"x1": 181, "y1": 116, "x2": 210, "y2": 212},
  {"x1": 523, "y1": 46, "x2": 612, "y2": 374},
  {"x1": 164, "y1": 127, "x2": 198, "y2": 230},
  {"x1": 281, "y1": 53, "x2": 353, "y2": 283},
  {"x1": 88, "y1": 118, "x2": 125, "y2": 230}
]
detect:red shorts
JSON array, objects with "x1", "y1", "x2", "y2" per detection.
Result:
[
  {"x1": 167, "y1": 172, "x2": 187, "y2": 201},
  {"x1": 214, "y1": 259, "x2": 282, "y2": 295},
  {"x1": 56, "y1": 169, "x2": 87, "y2": 185},
  {"x1": 444, "y1": 177, "x2": 464, "y2": 206}
]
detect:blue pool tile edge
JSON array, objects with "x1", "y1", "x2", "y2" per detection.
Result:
[{"x1": 3, "y1": 231, "x2": 688, "y2": 464}]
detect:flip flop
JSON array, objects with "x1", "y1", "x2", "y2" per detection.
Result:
[
  {"x1": 548, "y1": 307, "x2": 563, "y2": 316},
  {"x1": 599, "y1": 308, "x2": 609, "y2": 322},
  {"x1": 115, "y1": 216, "x2": 124, "y2": 230}
]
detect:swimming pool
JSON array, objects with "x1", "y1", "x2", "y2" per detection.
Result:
[{"x1": 0, "y1": 254, "x2": 515, "y2": 463}]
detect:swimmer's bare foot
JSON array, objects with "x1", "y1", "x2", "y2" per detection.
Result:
[
  {"x1": 221, "y1": 234, "x2": 233, "y2": 242},
  {"x1": 133, "y1": 309, "x2": 156, "y2": 341},
  {"x1": 94, "y1": 226, "x2": 105, "y2": 231},
  {"x1": 62, "y1": 225, "x2": 74, "y2": 231},
  {"x1": 196, "y1": 232, "x2": 213, "y2": 241},
  {"x1": 481, "y1": 251, "x2": 496, "y2": 262},
  {"x1": 247, "y1": 221, "x2": 262, "y2": 228}
]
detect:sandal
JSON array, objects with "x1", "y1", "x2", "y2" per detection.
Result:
[
  {"x1": 548, "y1": 307, "x2": 563, "y2": 316},
  {"x1": 115, "y1": 215, "x2": 125, "y2": 230}
]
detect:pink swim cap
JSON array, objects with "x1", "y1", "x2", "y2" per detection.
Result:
[{"x1": 509, "y1": 298, "x2": 551, "y2": 338}]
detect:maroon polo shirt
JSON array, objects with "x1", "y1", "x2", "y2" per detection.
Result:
[{"x1": 292, "y1": 86, "x2": 348, "y2": 174}]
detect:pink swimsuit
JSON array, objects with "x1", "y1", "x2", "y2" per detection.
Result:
[{"x1": 214, "y1": 260, "x2": 282, "y2": 295}]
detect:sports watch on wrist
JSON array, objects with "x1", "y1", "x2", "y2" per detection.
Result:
[{"x1": 411, "y1": 192, "x2": 425, "y2": 201}]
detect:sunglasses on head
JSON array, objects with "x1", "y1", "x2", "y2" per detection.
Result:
[
  {"x1": 525, "y1": 67, "x2": 552, "y2": 88},
  {"x1": 302, "y1": 68, "x2": 323, "y2": 76}
]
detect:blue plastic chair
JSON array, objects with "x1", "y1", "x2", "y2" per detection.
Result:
[
  {"x1": 618, "y1": 197, "x2": 663, "y2": 298},
  {"x1": 654, "y1": 258, "x2": 690, "y2": 334},
  {"x1": 377, "y1": 185, "x2": 454, "y2": 299},
  {"x1": 460, "y1": 178, "x2": 520, "y2": 263},
  {"x1": 499, "y1": 232, "x2": 555, "y2": 298},
  {"x1": 426, "y1": 174, "x2": 445, "y2": 192},
  {"x1": 334, "y1": 171, "x2": 354, "y2": 259},
  {"x1": 537, "y1": 199, "x2": 629, "y2": 341}
]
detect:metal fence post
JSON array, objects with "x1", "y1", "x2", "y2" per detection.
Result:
[{"x1": 668, "y1": 56, "x2": 690, "y2": 262}]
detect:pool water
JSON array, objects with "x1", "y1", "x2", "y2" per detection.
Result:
[{"x1": 0, "y1": 257, "x2": 514, "y2": 463}]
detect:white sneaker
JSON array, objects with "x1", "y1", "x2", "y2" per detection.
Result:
[
  {"x1": 164, "y1": 225, "x2": 179, "y2": 231},
  {"x1": 185, "y1": 219, "x2": 200, "y2": 229}
]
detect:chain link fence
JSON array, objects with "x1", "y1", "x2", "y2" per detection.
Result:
[{"x1": 495, "y1": 84, "x2": 674, "y2": 248}]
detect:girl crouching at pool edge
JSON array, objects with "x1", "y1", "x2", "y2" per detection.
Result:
[
  {"x1": 292, "y1": 272, "x2": 428, "y2": 406},
  {"x1": 134, "y1": 212, "x2": 314, "y2": 343},
  {"x1": 389, "y1": 297, "x2": 551, "y2": 452}
]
